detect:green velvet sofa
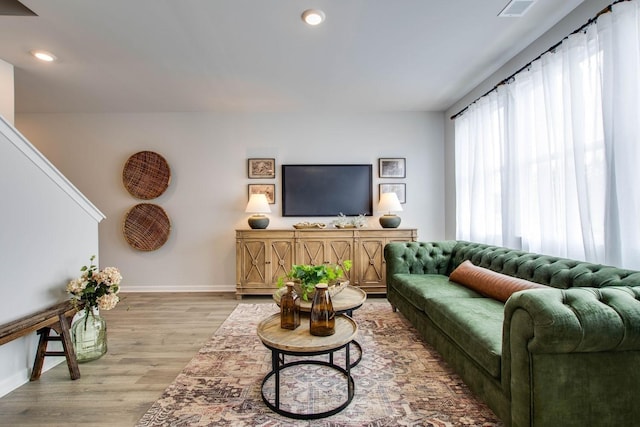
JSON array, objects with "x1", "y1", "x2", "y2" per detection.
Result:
[{"x1": 384, "y1": 240, "x2": 640, "y2": 427}]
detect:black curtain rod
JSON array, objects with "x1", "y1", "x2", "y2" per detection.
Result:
[{"x1": 450, "y1": 0, "x2": 627, "y2": 121}]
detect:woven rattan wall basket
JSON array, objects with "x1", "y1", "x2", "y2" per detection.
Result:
[
  {"x1": 123, "y1": 203, "x2": 171, "y2": 251},
  {"x1": 122, "y1": 151, "x2": 171, "y2": 200}
]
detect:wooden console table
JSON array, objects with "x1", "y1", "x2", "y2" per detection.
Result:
[{"x1": 235, "y1": 228, "x2": 417, "y2": 298}]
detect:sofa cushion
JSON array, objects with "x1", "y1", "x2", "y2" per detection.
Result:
[
  {"x1": 450, "y1": 260, "x2": 548, "y2": 302},
  {"x1": 424, "y1": 296, "x2": 504, "y2": 378},
  {"x1": 390, "y1": 273, "x2": 484, "y2": 312}
]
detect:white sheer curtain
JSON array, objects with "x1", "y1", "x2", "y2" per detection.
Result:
[{"x1": 455, "y1": 0, "x2": 640, "y2": 269}]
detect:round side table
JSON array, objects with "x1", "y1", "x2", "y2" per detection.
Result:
[
  {"x1": 257, "y1": 313, "x2": 358, "y2": 419},
  {"x1": 274, "y1": 285, "x2": 366, "y2": 366},
  {"x1": 273, "y1": 285, "x2": 367, "y2": 316}
]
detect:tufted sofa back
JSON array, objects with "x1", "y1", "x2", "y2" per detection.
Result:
[
  {"x1": 385, "y1": 240, "x2": 640, "y2": 290},
  {"x1": 384, "y1": 241, "x2": 458, "y2": 276}
]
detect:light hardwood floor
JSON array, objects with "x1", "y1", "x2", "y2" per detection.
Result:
[
  {"x1": 0, "y1": 292, "x2": 388, "y2": 426},
  {"x1": 0, "y1": 293, "x2": 272, "y2": 427}
]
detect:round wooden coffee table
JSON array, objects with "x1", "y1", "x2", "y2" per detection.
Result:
[
  {"x1": 257, "y1": 313, "x2": 358, "y2": 419},
  {"x1": 273, "y1": 285, "x2": 367, "y2": 315},
  {"x1": 274, "y1": 285, "x2": 366, "y2": 367}
]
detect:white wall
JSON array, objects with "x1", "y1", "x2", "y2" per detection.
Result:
[
  {"x1": 443, "y1": 0, "x2": 613, "y2": 239},
  {"x1": 16, "y1": 111, "x2": 445, "y2": 292},
  {"x1": 0, "y1": 59, "x2": 14, "y2": 125},
  {"x1": 0, "y1": 116, "x2": 104, "y2": 397}
]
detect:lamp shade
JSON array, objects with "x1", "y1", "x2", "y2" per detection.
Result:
[
  {"x1": 245, "y1": 193, "x2": 271, "y2": 214},
  {"x1": 377, "y1": 192, "x2": 403, "y2": 213}
]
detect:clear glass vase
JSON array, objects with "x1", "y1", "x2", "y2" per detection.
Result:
[{"x1": 71, "y1": 309, "x2": 107, "y2": 362}]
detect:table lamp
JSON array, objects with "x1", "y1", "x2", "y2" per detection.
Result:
[
  {"x1": 377, "y1": 192, "x2": 403, "y2": 228},
  {"x1": 245, "y1": 193, "x2": 271, "y2": 229}
]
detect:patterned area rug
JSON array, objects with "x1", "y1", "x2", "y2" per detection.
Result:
[{"x1": 136, "y1": 303, "x2": 503, "y2": 426}]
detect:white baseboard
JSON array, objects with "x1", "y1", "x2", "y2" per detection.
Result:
[
  {"x1": 0, "y1": 357, "x2": 64, "y2": 398},
  {"x1": 0, "y1": 368, "x2": 29, "y2": 398},
  {"x1": 121, "y1": 285, "x2": 235, "y2": 293}
]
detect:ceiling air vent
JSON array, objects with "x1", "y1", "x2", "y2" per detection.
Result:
[{"x1": 498, "y1": 0, "x2": 537, "y2": 17}]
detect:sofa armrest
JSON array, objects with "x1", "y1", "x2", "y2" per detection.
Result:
[
  {"x1": 503, "y1": 286, "x2": 640, "y2": 426},
  {"x1": 384, "y1": 241, "x2": 457, "y2": 278},
  {"x1": 505, "y1": 286, "x2": 640, "y2": 354}
]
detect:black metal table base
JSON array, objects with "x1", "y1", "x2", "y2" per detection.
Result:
[
  {"x1": 350, "y1": 340, "x2": 362, "y2": 367},
  {"x1": 260, "y1": 342, "x2": 356, "y2": 419}
]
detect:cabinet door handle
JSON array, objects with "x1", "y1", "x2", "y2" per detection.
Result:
[{"x1": 265, "y1": 261, "x2": 271, "y2": 264}]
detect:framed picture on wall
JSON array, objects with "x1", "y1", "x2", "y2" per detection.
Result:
[
  {"x1": 248, "y1": 184, "x2": 275, "y2": 204},
  {"x1": 379, "y1": 183, "x2": 406, "y2": 204},
  {"x1": 379, "y1": 158, "x2": 406, "y2": 178},
  {"x1": 248, "y1": 158, "x2": 276, "y2": 179}
]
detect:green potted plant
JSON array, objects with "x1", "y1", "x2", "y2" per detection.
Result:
[{"x1": 277, "y1": 260, "x2": 352, "y2": 301}]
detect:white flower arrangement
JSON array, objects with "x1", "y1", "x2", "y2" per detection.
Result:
[{"x1": 67, "y1": 256, "x2": 122, "y2": 313}]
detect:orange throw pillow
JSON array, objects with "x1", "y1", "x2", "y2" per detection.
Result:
[{"x1": 449, "y1": 260, "x2": 547, "y2": 302}]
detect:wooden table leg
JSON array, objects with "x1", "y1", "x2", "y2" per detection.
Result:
[
  {"x1": 58, "y1": 313, "x2": 80, "y2": 380},
  {"x1": 29, "y1": 314, "x2": 80, "y2": 381},
  {"x1": 30, "y1": 327, "x2": 50, "y2": 381}
]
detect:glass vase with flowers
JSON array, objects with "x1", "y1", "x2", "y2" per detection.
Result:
[{"x1": 66, "y1": 256, "x2": 122, "y2": 362}]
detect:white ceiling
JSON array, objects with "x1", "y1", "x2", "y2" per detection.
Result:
[{"x1": 0, "y1": 0, "x2": 584, "y2": 114}]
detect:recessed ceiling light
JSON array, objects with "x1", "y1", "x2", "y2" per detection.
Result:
[
  {"x1": 302, "y1": 9, "x2": 325, "y2": 26},
  {"x1": 30, "y1": 50, "x2": 57, "y2": 62}
]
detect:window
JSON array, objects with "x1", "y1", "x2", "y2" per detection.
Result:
[{"x1": 454, "y1": 1, "x2": 640, "y2": 269}]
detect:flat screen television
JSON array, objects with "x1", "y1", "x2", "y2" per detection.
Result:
[{"x1": 282, "y1": 164, "x2": 373, "y2": 217}]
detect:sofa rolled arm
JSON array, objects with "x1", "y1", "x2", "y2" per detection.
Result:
[
  {"x1": 504, "y1": 286, "x2": 640, "y2": 426},
  {"x1": 505, "y1": 286, "x2": 640, "y2": 354},
  {"x1": 384, "y1": 241, "x2": 457, "y2": 277}
]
